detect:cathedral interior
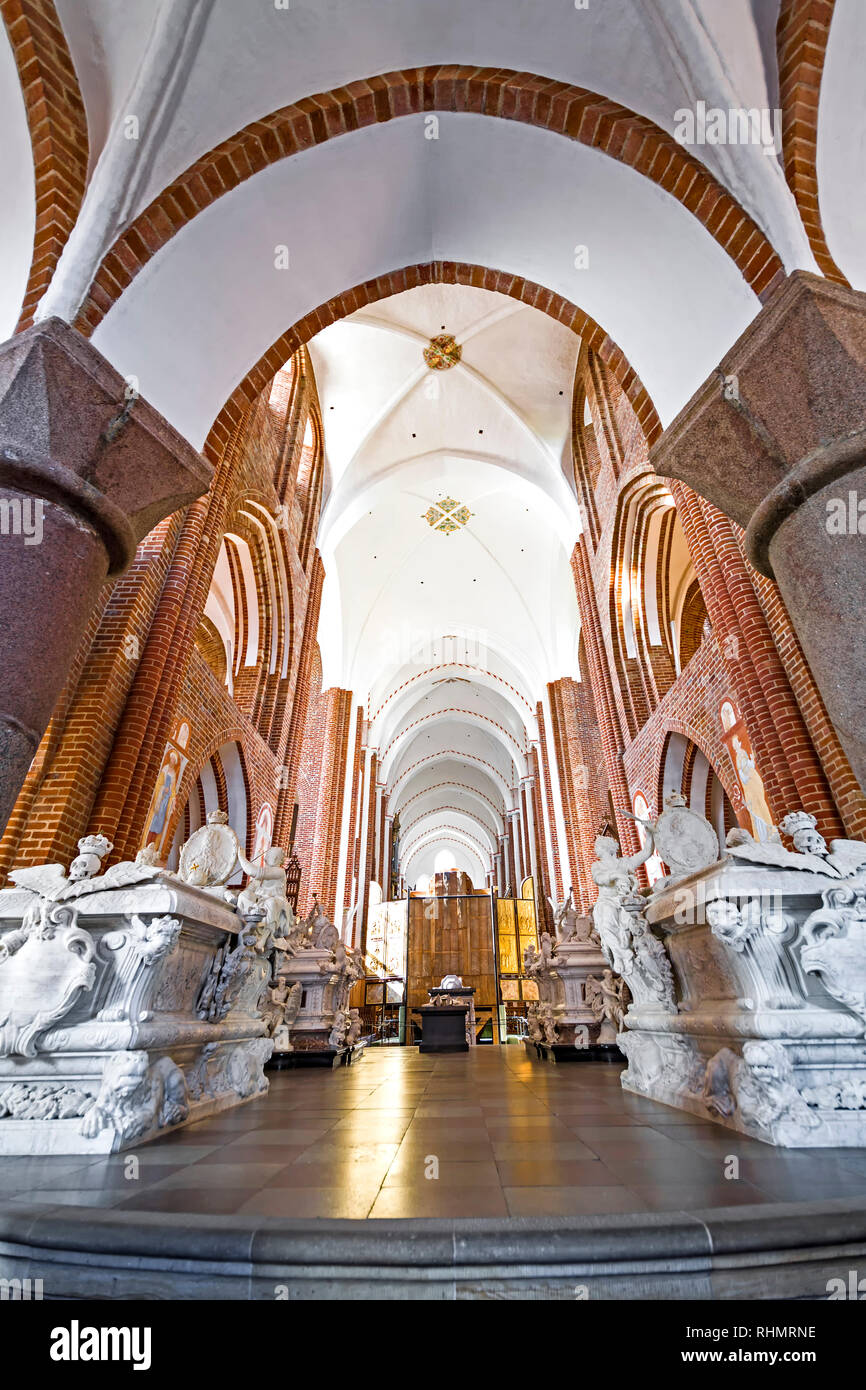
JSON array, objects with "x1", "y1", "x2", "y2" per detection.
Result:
[{"x1": 0, "y1": 0, "x2": 866, "y2": 1318}]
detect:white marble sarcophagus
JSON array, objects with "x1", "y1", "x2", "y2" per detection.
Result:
[
  {"x1": 593, "y1": 798, "x2": 866, "y2": 1146},
  {"x1": 267, "y1": 900, "x2": 365, "y2": 1066},
  {"x1": 525, "y1": 891, "x2": 626, "y2": 1059},
  {"x1": 0, "y1": 821, "x2": 281, "y2": 1154}
]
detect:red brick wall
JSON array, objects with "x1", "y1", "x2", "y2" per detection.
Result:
[{"x1": 1, "y1": 351, "x2": 332, "y2": 895}]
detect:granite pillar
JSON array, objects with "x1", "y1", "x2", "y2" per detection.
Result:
[
  {"x1": 651, "y1": 272, "x2": 866, "y2": 791},
  {"x1": 0, "y1": 318, "x2": 211, "y2": 832}
]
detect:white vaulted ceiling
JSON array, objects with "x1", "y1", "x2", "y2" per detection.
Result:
[
  {"x1": 309, "y1": 282, "x2": 579, "y2": 882},
  {"x1": 54, "y1": 0, "x2": 806, "y2": 266},
  {"x1": 91, "y1": 112, "x2": 762, "y2": 448},
  {"x1": 13, "y1": 0, "x2": 840, "y2": 450}
]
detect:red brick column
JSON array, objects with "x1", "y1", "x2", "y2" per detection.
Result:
[
  {"x1": 571, "y1": 539, "x2": 641, "y2": 857},
  {"x1": 309, "y1": 688, "x2": 353, "y2": 923},
  {"x1": 547, "y1": 677, "x2": 609, "y2": 913},
  {"x1": 339, "y1": 706, "x2": 365, "y2": 936},
  {"x1": 505, "y1": 811, "x2": 519, "y2": 894},
  {"x1": 534, "y1": 703, "x2": 563, "y2": 900},
  {"x1": 89, "y1": 409, "x2": 245, "y2": 859},
  {"x1": 274, "y1": 552, "x2": 324, "y2": 847}
]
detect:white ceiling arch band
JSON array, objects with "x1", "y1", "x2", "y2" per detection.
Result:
[{"x1": 92, "y1": 113, "x2": 762, "y2": 449}]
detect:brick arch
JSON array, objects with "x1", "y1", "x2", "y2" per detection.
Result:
[
  {"x1": 654, "y1": 721, "x2": 740, "y2": 820},
  {"x1": 0, "y1": 0, "x2": 89, "y2": 330},
  {"x1": 166, "y1": 724, "x2": 250, "y2": 860},
  {"x1": 203, "y1": 260, "x2": 663, "y2": 465},
  {"x1": 74, "y1": 65, "x2": 783, "y2": 342},
  {"x1": 776, "y1": 0, "x2": 847, "y2": 284},
  {"x1": 608, "y1": 472, "x2": 680, "y2": 738}
]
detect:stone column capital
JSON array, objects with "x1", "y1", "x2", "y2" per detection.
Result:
[
  {"x1": 650, "y1": 271, "x2": 866, "y2": 546},
  {"x1": 0, "y1": 317, "x2": 211, "y2": 573},
  {"x1": 650, "y1": 270, "x2": 866, "y2": 791},
  {"x1": 0, "y1": 318, "x2": 212, "y2": 833}
]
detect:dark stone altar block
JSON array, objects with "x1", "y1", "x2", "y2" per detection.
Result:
[{"x1": 417, "y1": 1005, "x2": 469, "y2": 1053}]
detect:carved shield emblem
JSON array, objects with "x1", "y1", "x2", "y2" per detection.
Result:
[{"x1": 0, "y1": 911, "x2": 96, "y2": 1057}]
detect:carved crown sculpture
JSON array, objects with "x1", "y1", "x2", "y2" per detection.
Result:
[
  {"x1": 77, "y1": 834, "x2": 113, "y2": 860},
  {"x1": 780, "y1": 811, "x2": 819, "y2": 838}
]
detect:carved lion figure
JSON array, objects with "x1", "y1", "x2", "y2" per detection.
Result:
[{"x1": 80, "y1": 1050, "x2": 189, "y2": 1143}]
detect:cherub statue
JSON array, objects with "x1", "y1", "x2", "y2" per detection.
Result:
[
  {"x1": 328, "y1": 1008, "x2": 349, "y2": 1049},
  {"x1": 263, "y1": 978, "x2": 302, "y2": 1048},
  {"x1": 345, "y1": 1008, "x2": 362, "y2": 1047}
]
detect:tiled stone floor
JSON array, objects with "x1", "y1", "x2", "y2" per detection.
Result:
[{"x1": 4, "y1": 1046, "x2": 866, "y2": 1219}]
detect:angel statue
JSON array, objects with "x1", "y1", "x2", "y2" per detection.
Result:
[
  {"x1": 550, "y1": 887, "x2": 593, "y2": 943},
  {"x1": 591, "y1": 831, "x2": 675, "y2": 1011},
  {"x1": 236, "y1": 845, "x2": 295, "y2": 943},
  {"x1": 550, "y1": 889, "x2": 575, "y2": 942}
]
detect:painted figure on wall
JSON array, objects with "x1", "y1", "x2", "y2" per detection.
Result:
[
  {"x1": 720, "y1": 700, "x2": 776, "y2": 843},
  {"x1": 251, "y1": 802, "x2": 274, "y2": 864},
  {"x1": 142, "y1": 721, "x2": 190, "y2": 858}
]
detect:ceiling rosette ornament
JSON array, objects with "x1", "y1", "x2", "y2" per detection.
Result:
[
  {"x1": 423, "y1": 333, "x2": 462, "y2": 371},
  {"x1": 422, "y1": 497, "x2": 473, "y2": 535}
]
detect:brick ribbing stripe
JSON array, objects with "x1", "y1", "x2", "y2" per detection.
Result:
[
  {"x1": 0, "y1": 0, "x2": 89, "y2": 330},
  {"x1": 670, "y1": 481, "x2": 844, "y2": 838},
  {"x1": 750, "y1": 568, "x2": 866, "y2": 838},
  {"x1": 776, "y1": 0, "x2": 846, "y2": 284}
]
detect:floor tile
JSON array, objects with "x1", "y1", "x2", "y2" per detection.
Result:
[
  {"x1": 117, "y1": 1188, "x2": 262, "y2": 1215},
  {"x1": 151, "y1": 1161, "x2": 288, "y2": 1189},
  {"x1": 368, "y1": 1186, "x2": 508, "y2": 1218},
  {"x1": 490, "y1": 1139, "x2": 597, "y2": 1161},
  {"x1": 13, "y1": 1188, "x2": 128, "y2": 1208},
  {"x1": 496, "y1": 1159, "x2": 619, "y2": 1187},
  {"x1": 504, "y1": 1186, "x2": 642, "y2": 1216},
  {"x1": 236, "y1": 1186, "x2": 378, "y2": 1218},
  {"x1": 383, "y1": 1158, "x2": 500, "y2": 1187},
  {"x1": 626, "y1": 1182, "x2": 770, "y2": 1210}
]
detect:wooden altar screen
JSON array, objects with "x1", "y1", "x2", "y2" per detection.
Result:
[{"x1": 406, "y1": 891, "x2": 498, "y2": 1041}]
